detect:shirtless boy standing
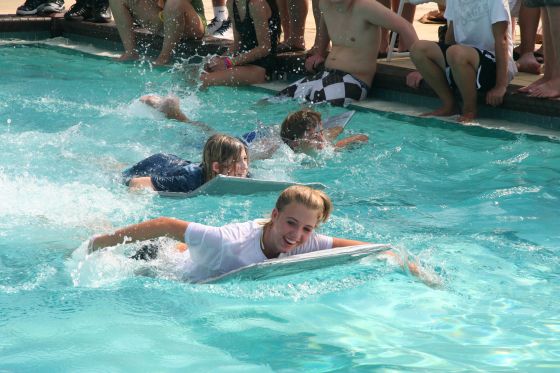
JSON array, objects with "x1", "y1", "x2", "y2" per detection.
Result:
[{"x1": 277, "y1": 0, "x2": 418, "y2": 107}]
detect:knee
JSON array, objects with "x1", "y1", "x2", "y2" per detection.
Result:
[
  {"x1": 410, "y1": 40, "x2": 436, "y2": 60},
  {"x1": 446, "y1": 45, "x2": 470, "y2": 66}
]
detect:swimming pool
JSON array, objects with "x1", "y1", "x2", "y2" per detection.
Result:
[{"x1": 1, "y1": 41, "x2": 559, "y2": 371}]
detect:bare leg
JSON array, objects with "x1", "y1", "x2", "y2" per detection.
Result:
[
  {"x1": 277, "y1": 0, "x2": 290, "y2": 42},
  {"x1": 528, "y1": 6, "x2": 560, "y2": 98},
  {"x1": 309, "y1": 0, "x2": 321, "y2": 53},
  {"x1": 446, "y1": 45, "x2": 480, "y2": 122},
  {"x1": 201, "y1": 65, "x2": 267, "y2": 88},
  {"x1": 139, "y1": 95, "x2": 189, "y2": 122},
  {"x1": 155, "y1": 0, "x2": 204, "y2": 65},
  {"x1": 516, "y1": 4, "x2": 542, "y2": 75},
  {"x1": 285, "y1": 0, "x2": 308, "y2": 50},
  {"x1": 410, "y1": 40, "x2": 457, "y2": 116},
  {"x1": 109, "y1": 0, "x2": 161, "y2": 61}
]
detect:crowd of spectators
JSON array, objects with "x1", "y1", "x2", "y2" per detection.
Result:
[{"x1": 12, "y1": 0, "x2": 560, "y2": 119}]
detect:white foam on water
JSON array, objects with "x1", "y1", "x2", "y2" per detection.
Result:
[
  {"x1": 0, "y1": 171, "x2": 152, "y2": 231},
  {"x1": 67, "y1": 239, "x2": 187, "y2": 288}
]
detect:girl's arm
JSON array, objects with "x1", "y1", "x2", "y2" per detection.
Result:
[
  {"x1": 332, "y1": 237, "x2": 369, "y2": 247},
  {"x1": 90, "y1": 217, "x2": 189, "y2": 252},
  {"x1": 332, "y1": 237, "x2": 440, "y2": 286}
]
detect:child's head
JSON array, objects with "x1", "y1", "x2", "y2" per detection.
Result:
[
  {"x1": 273, "y1": 185, "x2": 332, "y2": 226},
  {"x1": 263, "y1": 185, "x2": 333, "y2": 254},
  {"x1": 202, "y1": 134, "x2": 249, "y2": 181},
  {"x1": 280, "y1": 109, "x2": 327, "y2": 151}
]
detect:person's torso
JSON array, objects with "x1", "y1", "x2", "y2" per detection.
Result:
[{"x1": 322, "y1": 0, "x2": 380, "y2": 87}]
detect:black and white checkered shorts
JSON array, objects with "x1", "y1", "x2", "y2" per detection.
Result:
[{"x1": 278, "y1": 69, "x2": 369, "y2": 107}]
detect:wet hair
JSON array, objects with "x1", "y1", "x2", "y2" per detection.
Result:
[
  {"x1": 280, "y1": 109, "x2": 322, "y2": 149},
  {"x1": 202, "y1": 134, "x2": 249, "y2": 182},
  {"x1": 266, "y1": 185, "x2": 332, "y2": 228}
]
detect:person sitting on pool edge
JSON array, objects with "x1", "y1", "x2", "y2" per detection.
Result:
[
  {"x1": 274, "y1": 0, "x2": 418, "y2": 107},
  {"x1": 123, "y1": 133, "x2": 249, "y2": 192},
  {"x1": 88, "y1": 185, "x2": 434, "y2": 284},
  {"x1": 200, "y1": 0, "x2": 280, "y2": 88},
  {"x1": 109, "y1": 0, "x2": 206, "y2": 66},
  {"x1": 140, "y1": 95, "x2": 368, "y2": 155}
]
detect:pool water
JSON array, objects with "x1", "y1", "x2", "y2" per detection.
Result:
[{"x1": 1, "y1": 42, "x2": 559, "y2": 371}]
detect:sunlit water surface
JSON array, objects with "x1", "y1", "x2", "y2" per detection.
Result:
[{"x1": 1, "y1": 43, "x2": 559, "y2": 371}]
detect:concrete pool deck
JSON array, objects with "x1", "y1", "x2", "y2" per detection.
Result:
[{"x1": 1, "y1": 0, "x2": 558, "y2": 134}]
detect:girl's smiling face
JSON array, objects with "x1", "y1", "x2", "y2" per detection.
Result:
[{"x1": 266, "y1": 202, "x2": 320, "y2": 254}]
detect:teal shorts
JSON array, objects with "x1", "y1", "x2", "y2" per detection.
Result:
[{"x1": 522, "y1": 0, "x2": 560, "y2": 7}]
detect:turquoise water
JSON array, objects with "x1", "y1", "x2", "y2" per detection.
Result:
[{"x1": 1, "y1": 43, "x2": 560, "y2": 371}]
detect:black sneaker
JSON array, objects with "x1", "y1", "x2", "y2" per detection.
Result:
[
  {"x1": 38, "y1": 0, "x2": 65, "y2": 15},
  {"x1": 16, "y1": 0, "x2": 48, "y2": 15},
  {"x1": 205, "y1": 17, "x2": 224, "y2": 35},
  {"x1": 64, "y1": 0, "x2": 92, "y2": 21},
  {"x1": 205, "y1": 18, "x2": 232, "y2": 37},
  {"x1": 213, "y1": 19, "x2": 231, "y2": 36},
  {"x1": 87, "y1": 0, "x2": 111, "y2": 23}
]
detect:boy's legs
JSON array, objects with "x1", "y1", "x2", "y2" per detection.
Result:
[
  {"x1": 515, "y1": 4, "x2": 542, "y2": 75},
  {"x1": 410, "y1": 41, "x2": 457, "y2": 116},
  {"x1": 528, "y1": 6, "x2": 560, "y2": 98},
  {"x1": 157, "y1": 0, "x2": 205, "y2": 65},
  {"x1": 109, "y1": 0, "x2": 160, "y2": 61},
  {"x1": 445, "y1": 45, "x2": 481, "y2": 122},
  {"x1": 278, "y1": 0, "x2": 308, "y2": 52}
]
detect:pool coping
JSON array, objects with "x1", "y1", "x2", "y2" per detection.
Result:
[{"x1": 1, "y1": 15, "x2": 559, "y2": 131}]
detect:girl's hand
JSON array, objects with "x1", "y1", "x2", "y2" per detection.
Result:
[{"x1": 206, "y1": 56, "x2": 228, "y2": 72}]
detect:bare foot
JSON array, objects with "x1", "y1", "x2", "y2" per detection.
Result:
[
  {"x1": 528, "y1": 78, "x2": 560, "y2": 98},
  {"x1": 153, "y1": 54, "x2": 171, "y2": 66},
  {"x1": 420, "y1": 106, "x2": 457, "y2": 117},
  {"x1": 458, "y1": 112, "x2": 477, "y2": 123},
  {"x1": 116, "y1": 52, "x2": 140, "y2": 62},
  {"x1": 516, "y1": 52, "x2": 542, "y2": 75},
  {"x1": 140, "y1": 95, "x2": 185, "y2": 121},
  {"x1": 518, "y1": 76, "x2": 547, "y2": 93},
  {"x1": 139, "y1": 94, "x2": 163, "y2": 109}
]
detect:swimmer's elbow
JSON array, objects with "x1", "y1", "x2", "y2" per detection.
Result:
[{"x1": 152, "y1": 217, "x2": 189, "y2": 241}]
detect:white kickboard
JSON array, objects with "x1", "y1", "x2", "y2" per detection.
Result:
[
  {"x1": 322, "y1": 110, "x2": 355, "y2": 129},
  {"x1": 158, "y1": 175, "x2": 326, "y2": 198},
  {"x1": 201, "y1": 243, "x2": 390, "y2": 283}
]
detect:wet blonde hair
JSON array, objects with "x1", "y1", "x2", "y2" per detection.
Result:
[
  {"x1": 266, "y1": 185, "x2": 333, "y2": 228},
  {"x1": 280, "y1": 109, "x2": 322, "y2": 149},
  {"x1": 202, "y1": 134, "x2": 249, "y2": 182}
]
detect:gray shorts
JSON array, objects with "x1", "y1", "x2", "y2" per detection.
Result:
[{"x1": 522, "y1": 0, "x2": 560, "y2": 7}]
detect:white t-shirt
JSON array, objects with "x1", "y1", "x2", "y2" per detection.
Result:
[
  {"x1": 445, "y1": 0, "x2": 517, "y2": 79},
  {"x1": 182, "y1": 220, "x2": 333, "y2": 282}
]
